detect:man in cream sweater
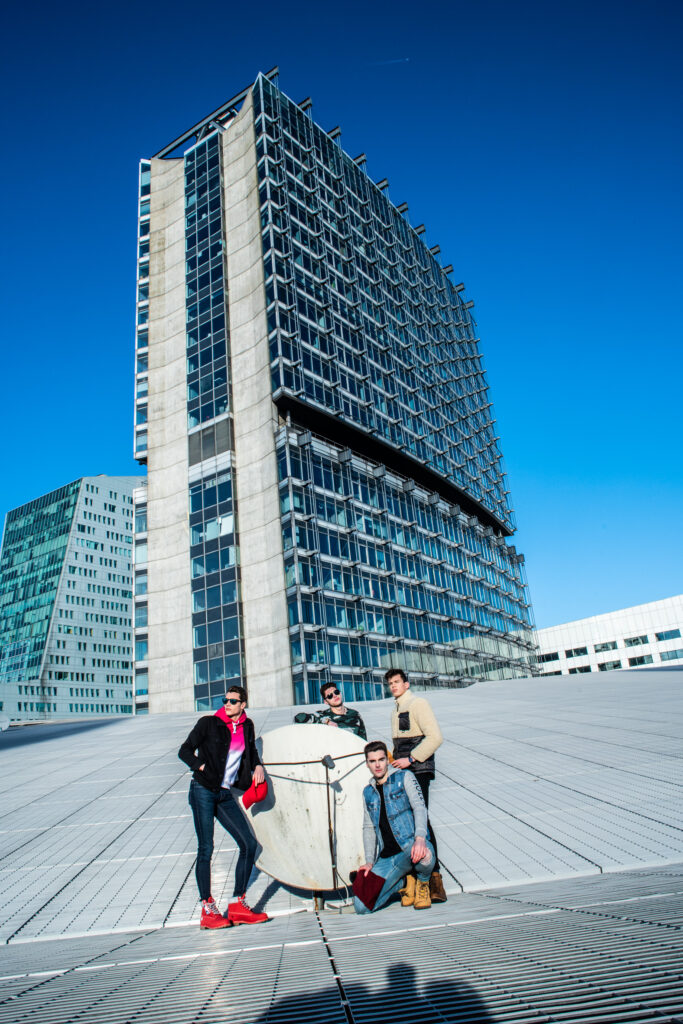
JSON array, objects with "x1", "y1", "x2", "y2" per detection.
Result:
[{"x1": 385, "y1": 667, "x2": 447, "y2": 904}]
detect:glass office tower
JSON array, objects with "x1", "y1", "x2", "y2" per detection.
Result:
[
  {"x1": 0, "y1": 477, "x2": 141, "y2": 720},
  {"x1": 136, "y1": 70, "x2": 535, "y2": 712}
]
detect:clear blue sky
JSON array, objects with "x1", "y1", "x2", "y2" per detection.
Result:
[{"x1": 1, "y1": 0, "x2": 681, "y2": 628}]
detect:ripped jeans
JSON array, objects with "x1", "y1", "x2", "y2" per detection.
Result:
[{"x1": 354, "y1": 839, "x2": 434, "y2": 915}]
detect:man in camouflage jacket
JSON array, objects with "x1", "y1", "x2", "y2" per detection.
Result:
[{"x1": 294, "y1": 681, "x2": 367, "y2": 739}]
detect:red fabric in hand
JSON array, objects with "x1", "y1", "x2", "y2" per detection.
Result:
[
  {"x1": 351, "y1": 869, "x2": 385, "y2": 911},
  {"x1": 241, "y1": 778, "x2": 268, "y2": 810}
]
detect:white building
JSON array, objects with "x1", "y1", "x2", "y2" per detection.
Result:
[{"x1": 534, "y1": 595, "x2": 683, "y2": 676}]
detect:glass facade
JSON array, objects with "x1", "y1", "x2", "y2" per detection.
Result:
[
  {"x1": 184, "y1": 136, "x2": 244, "y2": 712},
  {"x1": 254, "y1": 75, "x2": 533, "y2": 702},
  {"x1": 0, "y1": 481, "x2": 80, "y2": 685},
  {"x1": 189, "y1": 466, "x2": 244, "y2": 711},
  {"x1": 0, "y1": 478, "x2": 138, "y2": 719},
  {"x1": 254, "y1": 76, "x2": 512, "y2": 532},
  {"x1": 278, "y1": 433, "x2": 532, "y2": 703}
]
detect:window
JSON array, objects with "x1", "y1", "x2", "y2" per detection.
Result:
[
  {"x1": 628, "y1": 654, "x2": 653, "y2": 667},
  {"x1": 656, "y1": 628, "x2": 681, "y2": 642},
  {"x1": 540, "y1": 670, "x2": 562, "y2": 676},
  {"x1": 565, "y1": 646, "x2": 588, "y2": 659},
  {"x1": 594, "y1": 640, "x2": 617, "y2": 653},
  {"x1": 538, "y1": 652, "x2": 559, "y2": 663},
  {"x1": 625, "y1": 635, "x2": 648, "y2": 647},
  {"x1": 568, "y1": 665, "x2": 591, "y2": 674},
  {"x1": 598, "y1": 660, "x2": 621, "y2": 671},
  {"x1": 661, "y1": 648, "x2": 683, "y2": 662},
  {"x1": 135, "y1": 639, "x2": 148, "y2": 661}
]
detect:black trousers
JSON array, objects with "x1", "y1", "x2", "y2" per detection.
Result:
[{"x1": 414, "y1": 773, "x2": 439, "y2": 872}]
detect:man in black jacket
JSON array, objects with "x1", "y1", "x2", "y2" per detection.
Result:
[{"x1": 178, "y1": 685, "x2": 268, "y2": 929}]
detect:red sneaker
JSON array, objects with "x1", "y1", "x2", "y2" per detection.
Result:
[
  {"x1": 227, "y1": 895, "x2": 269, "y2": 925},
  {"x1": 200, "y1": 897, "x2": 231, "y2": 929}
]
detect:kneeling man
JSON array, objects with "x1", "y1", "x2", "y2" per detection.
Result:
[{"x1": 353, "y1": 740, "x2": 435, "y2": 914}]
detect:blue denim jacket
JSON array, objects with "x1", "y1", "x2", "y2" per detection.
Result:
[{"x1": 362, "y1": 766, "x2": 428, "y2": 862}]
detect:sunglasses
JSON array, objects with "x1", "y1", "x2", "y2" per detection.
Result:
[
  {"x1": 223, "y1": 697, "x2": 242, "y2": 705},
  {"x1": 324, "y1": 689, "x2": 341, "y2": 699}
]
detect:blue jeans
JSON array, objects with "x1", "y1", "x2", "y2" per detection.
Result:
[
  {"x1": 188, "y1": 779, "x2": 258, "y2": 900},
  {"x1": 354, "y1": 839, "x2": 435, "y2": 915}
]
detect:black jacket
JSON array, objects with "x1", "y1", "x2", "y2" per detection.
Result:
[{"x1": 178, "y1": 715, "x2": 262, "y2": 792}]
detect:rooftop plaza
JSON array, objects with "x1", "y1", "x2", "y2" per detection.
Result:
[{"x1": 1, "y1": 669, "x2": 682, "y2": 1021}]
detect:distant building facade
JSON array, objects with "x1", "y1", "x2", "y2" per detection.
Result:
[
  {"x1": 135, "y1": 69, "x2": 535, "y2": 713},
  {"x1": 535, "y1": 595, "x2": 683, "y2": 676},
  {"x1": 0, "y1": 476, "x2": 142, "y2": 721}
]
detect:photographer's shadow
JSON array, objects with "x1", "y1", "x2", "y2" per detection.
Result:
[{"x1": 250, "y1": 960, "x2": 493, "y2": 1023}]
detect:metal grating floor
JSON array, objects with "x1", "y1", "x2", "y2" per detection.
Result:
[{"x1": 1, "y1": 865, "x2": 682, "y2": 1022}]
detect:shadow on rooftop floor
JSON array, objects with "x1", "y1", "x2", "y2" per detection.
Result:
[
  {"x1": 250, "y1": 962, "x2": 493, "y2": 1024},
  {"x1": 0, "y1": 718, "x2": 119, "y2": 749}
]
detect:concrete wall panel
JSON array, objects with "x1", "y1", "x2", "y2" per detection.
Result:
[
  {"x1": 223, "y1": 95, "x2": 292, "y2": 707},
  {"x1": 146, "y1": 157, "x2": 194, "y2": 713}
]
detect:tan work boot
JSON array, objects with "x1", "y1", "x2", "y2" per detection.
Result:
[
  {"x1": 429, "y1": 871, "x2": 448, "y2": 903},
  {"x1": 398, "y1": 873, "x2": 416, "y2": 907},
  {"x1": 414, "y1": 879, "x2": 432, "y2": 910}
]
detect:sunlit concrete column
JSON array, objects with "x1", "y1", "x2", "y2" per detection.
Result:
[
  {"x1": 222, "y1": 96, "x2": 292, "y2": 707},
  {"x1": 146, "y1": 157, "x2": 194, "y2": 713}
]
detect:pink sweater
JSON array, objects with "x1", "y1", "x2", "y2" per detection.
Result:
[{"x1": 214, "y1": 708, "x2": 246, "y2": 788}]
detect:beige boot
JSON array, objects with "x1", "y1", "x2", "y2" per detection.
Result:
[
  {"x1": 429, "y1": 871, "x2": 448, "y2": 903},
  {"x1": 414, "y1": 879, "x2": 432, "y2": 910},
  {"x1": 398, "y1": 873, "x2": 416, "y2": 907}
]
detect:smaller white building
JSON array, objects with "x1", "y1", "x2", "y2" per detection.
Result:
[
  {"x1": 534, "y1": 595, "x2": 683, "y2": 676},
  {"x1": 0, "y1": 475, "x2": 142, "y2": 721}
]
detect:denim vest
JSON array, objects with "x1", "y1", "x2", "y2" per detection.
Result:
[{"x1": 364, "y1": 769, "x2": 415, "y2": 856}]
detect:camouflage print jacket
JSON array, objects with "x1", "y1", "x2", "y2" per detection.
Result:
[{"x1": 294, "y1": 706, "x2": 367, "y2": 740}]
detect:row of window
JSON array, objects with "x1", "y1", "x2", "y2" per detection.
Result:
[
  {"x1": 56, "y1": 640, "x2": 130, "y2": 654},
  {"x1": 67, "y1": 704, "x2": 132, "y2": 714},
  {"x1": 542, "y1": 648, "x2": 683, "y2": 675},
  {"x1": 539, "y1": 627, "x2": 681, "y2": 663},
  {"x1": 134, "y1": 162, "x2": 151, "y2": 459}
]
